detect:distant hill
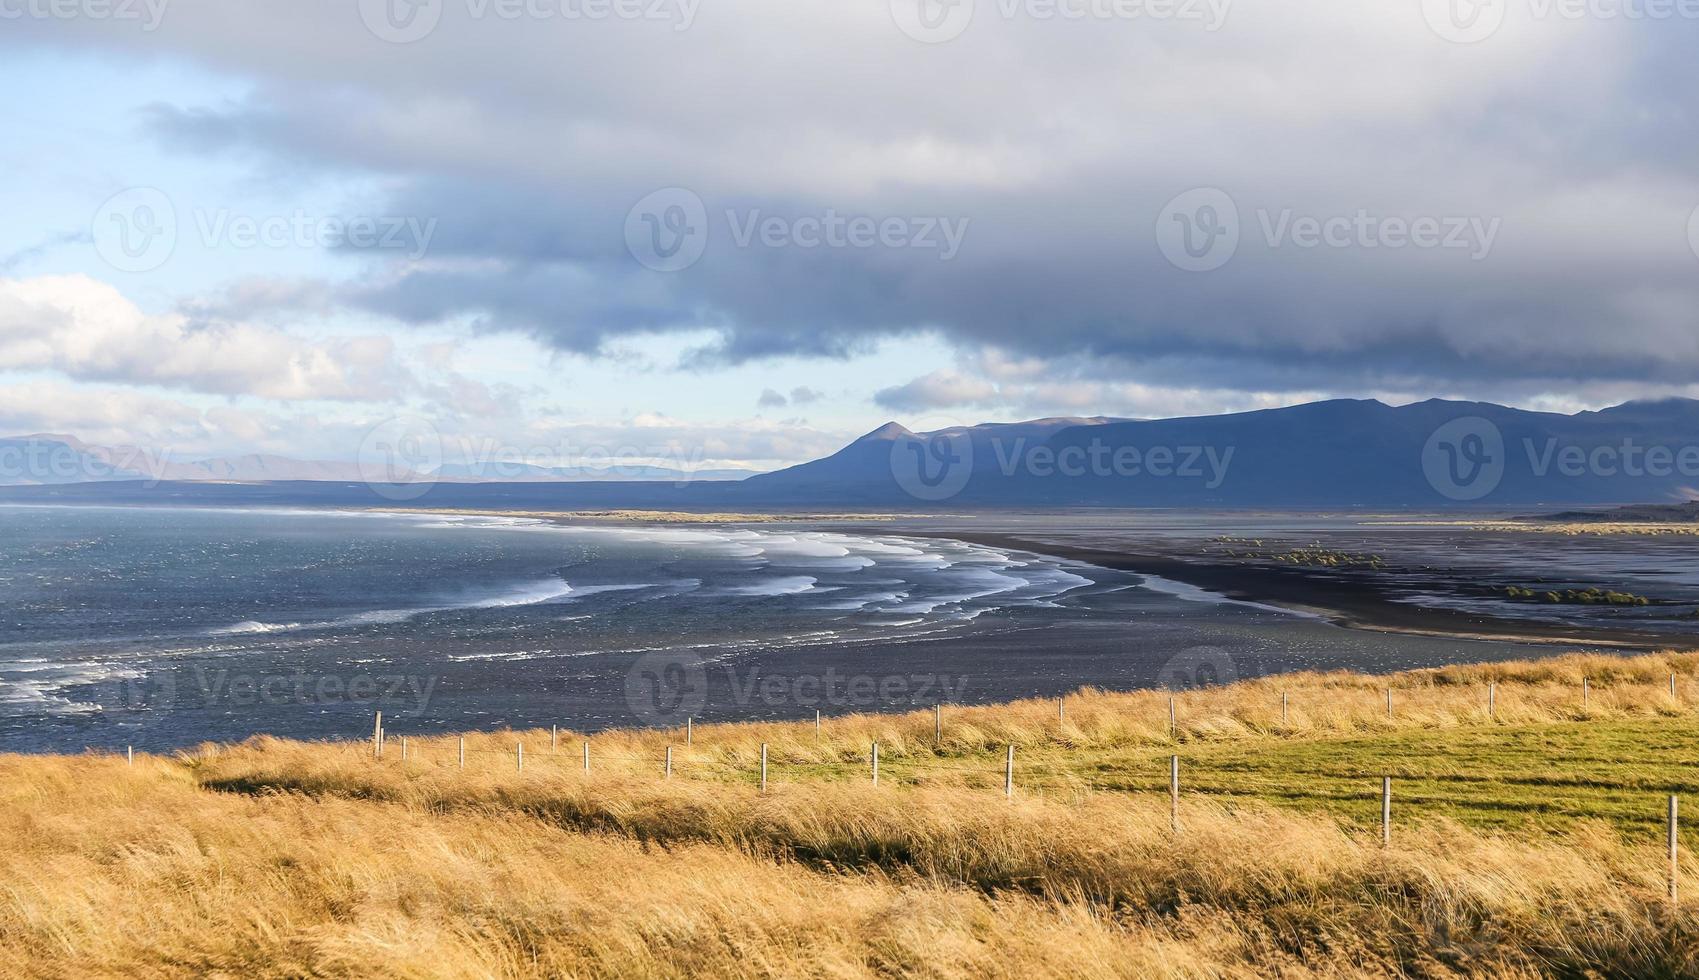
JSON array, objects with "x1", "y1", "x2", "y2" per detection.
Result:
[
  {"x1": 7, "y1": 398, "x2": 1699, "y2": 508},
  {"x1": 745, "y1": 398, "x2": 1699, "y2": 507},
  {"x1": 0, "y1": 433, "x2": 153, "y2": 485},
  {"x1": 1537, "y1": 501, "x2": 1699, "y2": 523}
]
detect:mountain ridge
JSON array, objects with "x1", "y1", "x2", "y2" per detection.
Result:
[{"x1": 7, "y1": 397, "x2": 1699, "y2": 507}]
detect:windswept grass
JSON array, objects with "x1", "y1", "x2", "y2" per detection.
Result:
[{"x1": 7, "y1": 650, "x2": 1699, "y2": 977}]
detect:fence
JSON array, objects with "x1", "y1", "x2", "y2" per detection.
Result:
[{"x1": 120, "y1": 674, "x2": 1695, "y2": 900}]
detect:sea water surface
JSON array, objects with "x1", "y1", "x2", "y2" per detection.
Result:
[{"x1": 0, "y1": 505, "x2": 1545, "y2": 752}]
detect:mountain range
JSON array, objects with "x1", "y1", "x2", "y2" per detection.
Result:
[
  {"x1": 6, "y1": 397, "x2": 1699, "y2": 508},
  {"x1": 744, "y1": 398, "x2": 1699, "y2": 506},
  {"x1": 0, "y1": 434, "x2": 755, "y2": 486}
]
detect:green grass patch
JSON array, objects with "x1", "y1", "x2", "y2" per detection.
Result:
[{"x1": 856, "y1": 718, "x2": 1699, "y2": 842}]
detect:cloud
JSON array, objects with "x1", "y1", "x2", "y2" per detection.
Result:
[
  {"x1": 13, "y1": 2, "x2": 1699, "y2": 397},
  {"x1": 0, "y1": 275, "x2": 405, "y2": 400},
  {"x1": 444, "y1": 411, "x2": 852, "y2": 471},
  {"x1": 756, "y1": 387, "x2": 788, "y2": 409},
  {"x1": 789, "y1": 386, "x2": 823, "y2": 405},
  {"x1": 0, "y1": 381, "x2": 207, "y2": 444},
  {"x1": 874, "y1": 371, "x2": 1000, "y2": 412},
  {"x1": 174, "y1": 277, "x2": 338, "y2": 323},
  {"x1": 0, "y1": 376, "x2": 852, "y2": 471}
]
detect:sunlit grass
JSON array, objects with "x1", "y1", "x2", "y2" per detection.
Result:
[{"x1": 8, "y1": 649, "x2": 1699, "y2": 976}]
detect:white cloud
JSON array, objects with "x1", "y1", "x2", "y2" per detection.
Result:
[
  {"x1": 874, "y1": 371, "x2": 1000, "y2": 412},
  {"x1": 0, "y1": 381, "x2": 206, "y2": 445},
  {"x1": 0, "y1": 275, "x2": 404, "y2": 400}
]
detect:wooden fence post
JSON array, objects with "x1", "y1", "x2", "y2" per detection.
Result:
[
  {"x1": 127, "y1": 745, "x2": 133, "y2": 768},
  {"x1": 551, "y1": 725, "x2": 558, "y2": 754},
  {"x1": 458, "y1": 736, "x2": 465, "y2": 770},
  {"x1": 1583, "y1": 676, "x2": 1589, "y2": 708},
  {"x1": 1672, "y1": 673, "x2": 1678, "y2": 699},
  {"x1": 815, "y1": 710, "x2": 821, "y2": 743},
  {"x1": 686, "y1": 717, "x2": 693, "y2": 746},
  {"x1": 1489, "y1": 680, "x2": 1496, "y2": 719},
  {"x1": 373, "y1": 710, "x2": 382, "y2": 758},
  {"x1": 1386, "y1": 688, "x2": 1393, "y2": 718},
  {"x1": 871, "y1": 741, "x2": 879, "y2": 786},
  {"x1": 1382, "y1": 777, "x2": 1392, "y2": 847},
  {"x1": 516, "y1": 741, "x2": 523, "y2": 773},
  {"x1": 582, "y1": 740, "x2": 590, "y2": 773},
  {"x1": 934, "y1": 703, "x2": 942, "y2": 744},
  {"x1": 1169, "y1": 755, "x2": 1180, "y2": 832},
  {"x1": 1671, "y1": 795, "x2": 1680, "y2": 905},
  {"x1": 665, "y1": 745, "x2": 673, "y2": 779},
  {"x1": 401, "y1": 736, "x2": 407, "y2": 762},
  {"x1": 1169, "y1": 695, "x2": 1177, "y2": 737},
  {"x1": 1058, "y1": 696, "x2": 1065, "y2": 723},
  {"x1": 760, "y1": 743, "x2": 769, "y2": 794},
  {"x1": 1281, "y1": 690, "x2": 1288, "y2": 724},
  {"x1": 1005, "y1": 744, "x2": 1014, "y2": 798}
]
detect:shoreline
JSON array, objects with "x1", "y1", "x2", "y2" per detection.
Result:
[
  {"x1": 357, "y1": 506, "x2": 1699, "y2": 652},
  {"x1": 896, "y1": 529, "x2": 1697, "y2": 651},
  {"x1": 10, "y1": 499, "x2": 1695, "y2": 652}
]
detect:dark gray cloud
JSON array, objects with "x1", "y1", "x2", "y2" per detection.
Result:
[{"x1": 20, "y1": 0, "x2": 1699, "y2": 397}]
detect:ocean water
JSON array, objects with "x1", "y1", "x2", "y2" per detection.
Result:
[{"x1": 0, "y1": 505, "x2": 1545, "y2": 752}]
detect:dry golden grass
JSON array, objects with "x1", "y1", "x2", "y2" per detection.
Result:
[
  {"x1": 361, "y1": 649, "x2": 1699, "y2": 774},
  {"x1": 1, "y1": 755, "x2": 1227, "y2": 978},
  {"x1": 7, "y1": 650, "x2": 1699, "y2": 977}
]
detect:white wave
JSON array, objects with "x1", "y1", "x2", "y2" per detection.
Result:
[
  {"x1": 209, "y1": 620, "x2": 302, "y2": 635},
  {"x1": 0, "y1": 661, "x2": 142, "y2": 716},
  {"x1": 334, "y1": 608, "x2": 422, "y2": 626},
  {"x1": 563, "y1": 582, "x2": 664, "y2": 597},
  {"x1": 809, "y1": 590, "x2": 904, "y2": 610},
  {"x1": 465, "y1": 578, "x2": 574, "y2": 608},
  {"x1": 716, "y1": 575, "x2": 819, "y2": 597},
  {"x1": 445, "y1": 648, "x2": 593, "y2": 662}
]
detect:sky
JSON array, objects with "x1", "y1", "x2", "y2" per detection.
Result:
[{"x1": 1, "y1": 0, "x2": 1697, "y2": 471}]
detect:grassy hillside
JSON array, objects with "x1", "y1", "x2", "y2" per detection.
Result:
[{"x1": 6, "y1": 651, "x2": 1699, "y2": 977}]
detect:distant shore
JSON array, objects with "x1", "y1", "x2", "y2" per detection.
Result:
[
  {"x1": 383, "y1": 505, "x2": 1699, "y2": 650},
  {"x1": 904, "y1": 529, "x2": 1699, "y2": 651}
]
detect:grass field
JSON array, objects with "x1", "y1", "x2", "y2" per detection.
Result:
[{"x1": 6, "y1": 650, "x2": 1699, "y2": 977}]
